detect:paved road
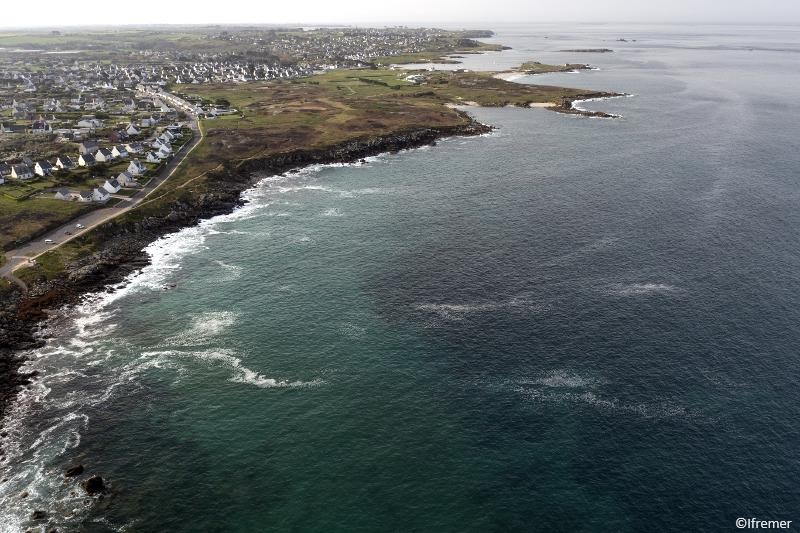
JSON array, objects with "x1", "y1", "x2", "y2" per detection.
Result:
[{"x1": 0, "y1": 117, "x2": 202, "y2": 287}]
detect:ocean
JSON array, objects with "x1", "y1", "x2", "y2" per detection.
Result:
[{"x1": 2, "y1": 24, "x2": 800, "y2": 532}]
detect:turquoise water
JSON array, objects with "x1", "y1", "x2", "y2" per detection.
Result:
[{"x1": 2, "y1": 25, "x2": 800, "y2": 532}]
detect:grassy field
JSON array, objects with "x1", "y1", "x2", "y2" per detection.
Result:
[
  {"x1": 516, "y1": 61, "x2": 591, "y2": 74},
  {"x1": 145, "y1": 68, "x2": 588, "y2": 191},
  {"x1": 0, "y1": 196, "x2": 94, "y2": 250}
]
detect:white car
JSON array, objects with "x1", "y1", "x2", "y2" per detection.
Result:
[
  {"x1": 76, "y1": 224, "x2": 85, "y2": 229},
  {"x1": 44, "y1": 239, "x2": 55, "y2": 244}
]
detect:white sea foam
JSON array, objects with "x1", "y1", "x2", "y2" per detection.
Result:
[
  {"x1": 213, "y1": 260, "x2": 244, "y2": 281},
  {"x1": 164, "y1": 311, "x2": 239, "y2": 346},
  {"x1": 515, "y1": 386, "x2": 704, "y2": 421},
  {"x1": 321, "y1": 208, "x2": 343, "y2": 217},
  {"x1": 288, "y1": 235, "x2": 313, "y2": 244},
  {"x1": 520, "y1": 370, "x2": 605, "y2": 389},
  {"x1": 338, "y1": 322, "x2": 367, "y2": 339},
  {"x1": 141, "y1": 348, "x2": 322, "y2": 389},
  {"x1": 608, "y1": 283, "x2": 678, "y2": 296},
  {"x1": 415, "y1": 296, "x2": 549, "y2": 321},
  {"x1": 569, "y1": 94, "x2": 633, "y2": 118}
]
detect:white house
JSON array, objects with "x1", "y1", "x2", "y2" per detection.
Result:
[
  {"x1": 126, "y1": 124, "x2": 140, "y2": 135},
  {"x1": 56, "y1": 155, "x2": 76, "y2": 170},
  {"x1": 92, "y1": 187, "x2": 110, "y2": 202},
  {"x1": 77, "y1": 118, "x2": 103, "y2": 129},
  {"x1": 77, "y1": 190, "x2": 93, "y2": 203},
  {"x1": 157, "y1": 145, "x2": 172, "y2": 159},
  {"x1": 117, "y1": 171, "x2": 137, "y2": 187},
  {"x1": 125, "y1": 142, "x2": 145, "y2": 154},
  {"x1": 127, "y1": 159, "x2": 146, "y2": 176},
  {"x1": 140, "y1": 117, "x2": 157, "y2": 127},
  {"x1": 11, "y1": 164, "x2": 33, "y2": 179},
  {"x1": 95, "y1": 148, "x2": 114, "y2": 163},
  {"x1": 0, "y1": 176, "x2": 5, "y2": 185},
  {"x1": 102, "y1": 178, "x2": 121, "y2": 194},
  {"x1": 111, "y1": 145, "x2": 129, "y2": 159},
  {"x1": 145, "y1": 151, "x2": 161, "y2": 163},
  {"x1": 34, "y1": 160, "x2": 54, "y2": 176},
  {"x1": 54, "y1": 188, "x2": 72, "y2": 201},
  {"x1": 78, "y1": 140, "x2": 99, "y2": 155},
  {"x1": 78, "y1": 153, "x2": 96, "y2": 167}
]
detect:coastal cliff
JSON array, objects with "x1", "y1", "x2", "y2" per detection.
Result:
[{"x1": 0, "y1": 121, "x2": 491, "y2": 421}]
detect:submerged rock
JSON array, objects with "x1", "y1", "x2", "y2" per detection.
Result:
[
  {"x1": 82, "y1": 475, "x2": 105, "y2": 495},
  {"x1": 64, "y1": 464, "x2": 84, "y2": 477},
  {"x1": 31, "y1": 510, "x2": 47, "y2": 520}
]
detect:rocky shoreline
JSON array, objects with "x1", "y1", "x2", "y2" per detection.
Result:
[
  {"x1": 0, "y1": 119, "x2": 492, "y2": 424},
  {"x1": 552, "y1": 93, "x2": 626, "y2": 118}
]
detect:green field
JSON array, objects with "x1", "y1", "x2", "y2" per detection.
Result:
[
  {"x1": 516, "y1": 61, "x2": 591, "y2": 74},
  {"x1": 0, "y1": 196, "x2": 94, "y2": 250}
]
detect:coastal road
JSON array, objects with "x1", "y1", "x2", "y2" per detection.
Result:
[{"x1": 0, "y1": 117, "x2": 203, "y2": 289}]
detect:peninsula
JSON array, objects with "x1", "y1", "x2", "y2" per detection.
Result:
[{"x1": 513, "y1": 60, "x2": 593, "y2": 74}]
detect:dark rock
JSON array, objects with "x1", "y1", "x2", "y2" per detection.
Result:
[
  {"x1": 31, "y1": 510, "x2": 47, "y2": 520},
  {"x1": 82, "y1": 475, "x2": 105, "y2": 495},
  {"x1": 65, "y1": 464, "x2": 84, "y2": 477},
  {"x1": 20, "y1": 491, "x2": 28, "y2": 498}
]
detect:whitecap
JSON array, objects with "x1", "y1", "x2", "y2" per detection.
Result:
[
  {"x1": 415, "y1": 296, "x2": 548, "y2": 321},
  {"x1": 608, "y1": 283, "x2": 678, "y2": 296},
  {"x1": 520, "y1": 370, "x2": 605, "y2": 389},
  {"x1": 321, "y1": 208, "x2": 343, "y2": 217}
]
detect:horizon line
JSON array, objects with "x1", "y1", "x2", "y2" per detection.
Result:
[{"x1": 1, "y1": 21, "x2": 799, "y2": 30}]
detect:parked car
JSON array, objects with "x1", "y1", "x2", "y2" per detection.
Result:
[
  {"x1": 76, "y1": 224, "x2": 85, "y2": 229},
  {"x1": 44, "y1": 239, "x2": 55, "y2": 244}
]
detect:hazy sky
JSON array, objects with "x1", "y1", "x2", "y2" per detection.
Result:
[{"x1": 4, "y1": 0, "x2": 799, "y2": 27}]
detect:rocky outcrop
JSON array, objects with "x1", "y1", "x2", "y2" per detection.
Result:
[
  {"x1": 82, "y1": 475, "x2": 106, "y2": 495},
  {"x1": 0, "y1": 121, "x2": 492, "y2": 421},
  {"x1": 551, "y1": 93, "x2": 625, "y2": 118},
  {"x1": 65, "y1": 464, "x2": 84, "y2": 477}
]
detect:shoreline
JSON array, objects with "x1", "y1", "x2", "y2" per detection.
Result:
[{"x1": 0, "y1": 120, "x2": 492, "y2": 425}]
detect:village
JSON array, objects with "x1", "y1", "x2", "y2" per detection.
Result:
[
  {"x1": 0, "y1": 26, "x2": 497, "y2": 251},
  {"x1": 0, "y1": 86, "x2": 197, "y2": 207}
]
